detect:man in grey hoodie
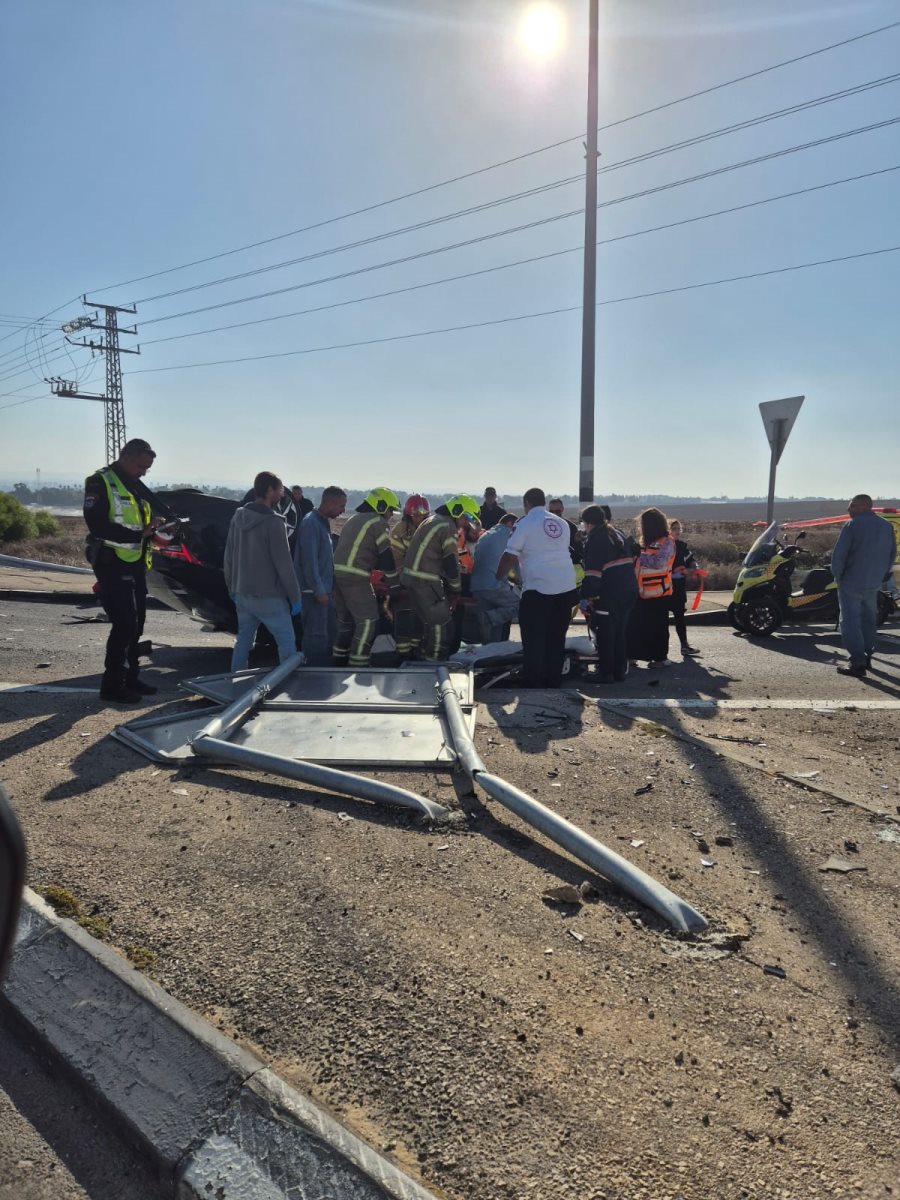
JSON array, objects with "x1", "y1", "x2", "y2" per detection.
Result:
[{"x1": 224, "y1": 471, "x2": 302, "y2": 671}]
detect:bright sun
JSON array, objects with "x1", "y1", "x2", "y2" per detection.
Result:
[{"x1": 517, "y1": 3, "x2": 566, "y2": 61}]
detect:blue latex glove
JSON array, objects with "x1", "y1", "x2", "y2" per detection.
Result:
[{"x1": 290, "y1": 601, "x2": 302, "y2": 617}]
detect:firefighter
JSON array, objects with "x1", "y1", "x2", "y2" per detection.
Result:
[
  {"x1": 332, "y1": 487, "x2": 400, "y2": 668},
  {"x1": 83, "y1": 437, "x2": 166, "y2": 703},
  {"x1": 390, "y1": 495, "x2": 430, "y2": 660},
  {"x1": 390, "y1": 494, "x2": 431, "y2": 570},
  {"x1": 401, "y1": 495, "x2": 480, "y2": 662}
]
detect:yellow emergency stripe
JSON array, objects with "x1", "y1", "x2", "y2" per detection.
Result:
[
  {"x1": 404, "y1": 519, "x2": 455, "y2": 582},
  {"x1": 335, "y1": 514, "x2": 382, "y2": 575}
]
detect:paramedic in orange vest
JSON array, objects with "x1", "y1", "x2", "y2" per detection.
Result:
[{"x1": 626, "y1": 507, "x2": 676, "y2": 668}]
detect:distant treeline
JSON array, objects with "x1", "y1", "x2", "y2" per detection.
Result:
[{"x1": 7, "y1": 481, "x2": 849, "y2": 511}]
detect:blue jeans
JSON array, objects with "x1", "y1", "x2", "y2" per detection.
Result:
[
  {"x1": 301, "y1": 593, "x2": 336, "y2": 666},
  {"x1": 473, "y1": 587, "x2": 520, "y2": 644},
  {"x1": 837, "y1": 584, "x2": 877, "y2": 666},
  {"x1": 232, "y1": 595, "x2": 298, "y2": 672}
]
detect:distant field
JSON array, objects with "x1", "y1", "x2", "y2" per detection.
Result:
[
  {"x1": 606, "y1": 499, "x2": 899, "y2": 523},
  {"x1": 5, "y1": 504, "x2": 897, "y2": 593}
]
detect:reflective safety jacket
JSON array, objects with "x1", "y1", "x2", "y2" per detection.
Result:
[
  {"x1": 333, "y1": 506, "x2": 399, "y2": 586},
  {"x1": 457, "y1": 527, "x2": 475, "y2": 574},
  {"x1": 83, "y1": 467, "x2": 152, "y2": 567},
  {"x1": 636, "y1": 536, "x2": 675, "y2": 599},
  {"x1": 401, "y1": 513, "x2": 461, "y2": 594},
  {"x1": 389, "y1": 516, "x2": 418, "y2": 571}
]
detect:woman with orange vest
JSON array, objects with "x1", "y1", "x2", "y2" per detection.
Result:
[{"x1": 627, "y1": 507, "x2": 676, "y2": 668}]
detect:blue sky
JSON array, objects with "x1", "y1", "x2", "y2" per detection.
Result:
[{"x1": 1, "y1": 0, "x2": 898, "y2": 498}]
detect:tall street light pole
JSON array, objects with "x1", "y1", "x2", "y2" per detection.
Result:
[{"x1": 579, "y1": 0, "x2": 599, "y2": 504}]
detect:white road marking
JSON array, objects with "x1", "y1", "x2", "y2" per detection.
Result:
[
  {"x1": 0, "y1": 682, "x2": 98, "y2": 695},
  {"x1": 597, "y1": 698, "x2": 900, "y2": 710}
]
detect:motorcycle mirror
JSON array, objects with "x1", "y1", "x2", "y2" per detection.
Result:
[
  {"x1": 796, "y1": 531, "x2": 807, "y2": 541},
  {"x1": 0, "y1": 785, "x2": 27, "y2": 984}
]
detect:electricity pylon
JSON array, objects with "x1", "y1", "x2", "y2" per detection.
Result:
[{"x1": 47, "y1": 296, "x2": 140, "y2": 464}]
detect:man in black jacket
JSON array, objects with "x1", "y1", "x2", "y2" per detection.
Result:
[{"x1": 83, "y1": 438, "x2": 164, "y2": 703}]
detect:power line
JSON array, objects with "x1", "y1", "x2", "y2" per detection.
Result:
[
  {"x1": 139, "y1": 117, "x2": 900, "y2": 329},
  {"x1": 134, "y1": 74, "x2": 900, "y2": 307},
  {"x1": 125, "y1": 245, "x2": 900, "y2": 376},
  {"x1": 140, "y1": 165, "x2": 900, "y2": 349},
  {"x1": 89, "y1": 18, "x2": 900, "y2": 298}
]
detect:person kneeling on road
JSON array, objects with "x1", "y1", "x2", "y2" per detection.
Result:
[
  {"x1": 495, "y1": 488, "x2": 577, "y2": 689},
  {"x1": 224, "y1": 471, "x2": 302, "y2": 672},
  {"x1": 401, "y1": 495, "x2": 481, "y2": 662},
  {"x1": 471, "y1": 511, "x2": 520, "y2": 643}
]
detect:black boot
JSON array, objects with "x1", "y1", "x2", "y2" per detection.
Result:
[{"x1": 100, "y1": 674, "x2": 141, "y2": 703}]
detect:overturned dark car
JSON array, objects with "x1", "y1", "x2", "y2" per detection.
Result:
[{"x1": 148, "y1": 489, "x2": 299, "y2": 632}]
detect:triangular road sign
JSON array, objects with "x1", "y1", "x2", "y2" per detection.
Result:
[{"x1": 759, "y1": 395, "x2": 804, "y2": 465}]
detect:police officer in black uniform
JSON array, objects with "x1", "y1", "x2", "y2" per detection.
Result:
[{"x1": 83, "y1": 438, "x2": 165, "y2": 703}]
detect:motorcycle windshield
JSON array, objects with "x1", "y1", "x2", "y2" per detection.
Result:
[{"x1": 744, "y1": 522, "x2": 780, "y2": 567}]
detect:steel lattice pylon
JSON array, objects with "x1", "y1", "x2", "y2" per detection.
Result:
[{"x1": 47, "y1": 296, "x2": 139, "y2": 464}]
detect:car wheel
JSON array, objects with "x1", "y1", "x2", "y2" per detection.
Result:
[
  {"x1": 728, "y1": 602, "x2": 749, "y2": 632},
  {"x1": 877, "y1": 591, "x2": 895, "y2": 626},
  {"x1": 744, "y1": 597, "x2": 782, "y2": 636}
]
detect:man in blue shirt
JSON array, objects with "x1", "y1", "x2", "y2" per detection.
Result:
[
  {"x1": 830, "y1": 494, "x2": 896, "y2": 677},
  {"x1": 294, "y1": 487, "x2": 347, "y2": 666},
  {"x1": 471, "y1": 512, "x2": 520, "y2": 644}
]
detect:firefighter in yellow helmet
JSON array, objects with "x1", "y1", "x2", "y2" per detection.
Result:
[
  {"x1": 400, "y1": 495, "x2": 480, "y2": 662},
  {"x1": 332, "y1": 487, "x2": 400, "y2": 668}
]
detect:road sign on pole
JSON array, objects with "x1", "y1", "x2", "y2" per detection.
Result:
[{"x1": 759, "y1": 395, "x2": 804, "y2": 524}]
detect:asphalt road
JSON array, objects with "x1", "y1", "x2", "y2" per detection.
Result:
[
  {"x1": 0, "y1": 594, "x2": 897, "y2": 702},
  {"x1": 2, "y1": 594, "x2": 899, "y2": 1200}
]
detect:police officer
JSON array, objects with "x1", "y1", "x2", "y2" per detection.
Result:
[{"x1": 83, "y1": 438, "x2": 164, "y2": 703}]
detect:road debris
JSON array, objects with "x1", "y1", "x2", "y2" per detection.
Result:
[
  {"x1": 634, "y1": 783, "x2": 653, "y2": 796},
  {"x1": 542, "y1": 884, "x2": 583, "y2": 907},
  {"x1": 337, "y1": 812, "x2": 354, "y2": 823},
  {"x1": 629, "y1": 838, "x2": 645, "y2": 849},
  {"x1": 819, "y1": 856, "x2": 867, "y2": 873},
  {"x1": 700, "y1": 857, "x2": 716, "y2": 868},
  {"x1": 567, "y1": 930, "x2": 585, "y2": 943},
  {"x1": 714, "y1": 835, "x2": 734, "y2": 847},
  {"x1": 763, "y1": 964, "x2": 787, "y2": 979}
]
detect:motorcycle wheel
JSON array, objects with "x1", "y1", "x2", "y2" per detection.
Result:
[
  {"x1": 743, "y1": 597, "x2": 782, "y2": 636},
  {"x1": 727, "y1": 602, "x2": 749, "y2": 632}
]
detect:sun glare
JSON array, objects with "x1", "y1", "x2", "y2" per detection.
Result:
[{"x1": 517, "y1": 3, "x2": 566, "y2": 61}]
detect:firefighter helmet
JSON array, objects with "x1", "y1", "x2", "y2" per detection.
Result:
[
  {"x1": 445, "y1": 494, "x2": 480, "y2": 521},
  {"x1": 403, "y1": 493, "x2": 430, "y2": 520},
  {"x1": 365, "y1": 487, "x2": 400, "y2": 514}
]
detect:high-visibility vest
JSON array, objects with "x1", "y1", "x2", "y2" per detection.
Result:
[
  {"x1": 100, "y1": 469, "x2": 152, "y2": 567},
  {"x1": 636, "y1": 540, "x2": 674, "y2": 599},
  {"x1": 457, "y1": 527, "x2": 474, "y2": 574}
]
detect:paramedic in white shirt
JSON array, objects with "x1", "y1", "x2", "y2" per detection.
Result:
[{"x1": 496, "y1": 486, "x2": 577, "y2": 688}]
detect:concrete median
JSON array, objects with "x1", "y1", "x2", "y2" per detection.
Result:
[{"x1": 4, "y1": 890, "x2": 440, "y2": 1200}]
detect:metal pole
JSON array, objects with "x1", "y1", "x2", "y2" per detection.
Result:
[
  {"x1": 189, "y1": 651, "x2": 306, "y2": 744},
  {"x1": 435, "y1": 670, "x2": 708, "y2": 934},
  {"x1": 578, "y1": 0, "x2": 599, "y2": 504},
  {"x1": 765, "y1": 417, "x2": 785, "y2": 525},
  {"x1": 190, "y1": 736, "x2": 449, "y2": 822}
]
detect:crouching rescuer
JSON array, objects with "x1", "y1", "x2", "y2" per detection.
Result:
[
  {"x1": 401, "y1": 495, "x2": 480, "y2": 662},
  {"x1": 83, "y1": 437, "x2": 166, "y2": 703},
  {"x1": 332, "y1": 487, "x2": 401, "y2": 668}
]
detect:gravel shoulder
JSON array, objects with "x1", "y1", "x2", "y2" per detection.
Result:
[{"x1": 1, "y1": 603, "x2": 899, "y2": 1200}]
